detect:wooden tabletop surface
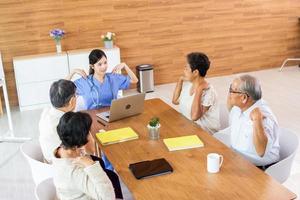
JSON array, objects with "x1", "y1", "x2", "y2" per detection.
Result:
[{"x1": 88, "y1": 98, "x2": 296, "y2": 200}]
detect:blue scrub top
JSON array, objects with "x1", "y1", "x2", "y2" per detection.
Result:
[{"x1": 74, "y1": 73, "x2": 131, "y2": 110}]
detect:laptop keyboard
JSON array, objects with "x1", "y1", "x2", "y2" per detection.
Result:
[
  {"x1": 96, "y1": 111, "x2": 110, "y2": 119},
  {"x1": 104, "y1": 111, "x2": 110, "y2": 118}
]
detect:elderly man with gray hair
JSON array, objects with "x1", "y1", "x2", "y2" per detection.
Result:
[{"x1": 224, "y1": 74, "x2": 280, "y2": 169}]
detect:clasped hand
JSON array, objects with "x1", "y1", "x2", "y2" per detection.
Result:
[
  {"x1": 112, "y1": 62, "x2": 128, "y2": 73},
  {"x1": 250, "y1": 107, "x2": 264, "y2": 121}
]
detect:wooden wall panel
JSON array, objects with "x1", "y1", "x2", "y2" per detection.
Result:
[{"x1": 0, "y1": 0, "x2": 300, "y2": 106}]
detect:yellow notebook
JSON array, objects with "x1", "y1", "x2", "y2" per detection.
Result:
[
  {"x1": 96, "y1": 127, "x2": 138, "y2": 145},
  {"x1": 163, "y1": 135, "x2": 204, "y2": 151}
]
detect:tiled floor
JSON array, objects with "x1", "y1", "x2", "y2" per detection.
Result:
[{"x1": 0, "y1": 66, "x2": 300, "y2": 199}]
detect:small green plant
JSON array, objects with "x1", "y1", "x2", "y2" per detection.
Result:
[{"x1": 149, "y1": 117, "x2": 160, "y2": 127}]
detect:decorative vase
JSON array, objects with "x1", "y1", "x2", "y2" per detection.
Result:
[
  {"x1": 147, "y1": 124, "x2": 160, "y2": 140},
  {"x1": 55, "y1": 40, "x2": 62, "y2": 53},
  {"x1": 104, "y1": 40, "x2": 113, "y2": 49}
]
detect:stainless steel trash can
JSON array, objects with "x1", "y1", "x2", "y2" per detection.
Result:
[{"x1": 136, "y1": 64, "x2": 154, "y2": 93}]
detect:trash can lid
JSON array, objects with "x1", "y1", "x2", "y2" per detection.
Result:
[{"x1": 136, "y1": 64, "x2": 153, "y2": 70}]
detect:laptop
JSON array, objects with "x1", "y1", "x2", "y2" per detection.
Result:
[{"x1": 96, "y1": 93, "x2": 146, "y2": 122}]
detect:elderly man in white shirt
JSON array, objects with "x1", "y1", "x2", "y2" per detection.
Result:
[
  {"x1": 39, "y1": 79, "x2": 95, "y2": 162},
  {"x1": 220, "y1": 74, "x2": 280, "y2": 169},
  {"x1": 39, "y1": 80, "x2": 78, "y2": 162}
]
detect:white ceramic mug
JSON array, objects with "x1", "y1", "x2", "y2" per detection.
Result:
[{"x1": 207, "y1": 153, "x2": 223, "y2": 173}]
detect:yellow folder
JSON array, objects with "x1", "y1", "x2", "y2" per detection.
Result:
[
  {"x1": 96, "y1": 127, "x2": 138, "y2": 145},
  {"x1": 163, "y1": 135, "x2": 204, "y2": 151}
]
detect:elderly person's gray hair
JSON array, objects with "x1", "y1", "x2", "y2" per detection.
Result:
[{"x1": 238, "y1": 75, "x2": 262, "y2": 101}]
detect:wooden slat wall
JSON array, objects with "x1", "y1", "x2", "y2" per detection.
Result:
[{"x1": 0, "y1": 0, "x2": 300, "y2": 106}]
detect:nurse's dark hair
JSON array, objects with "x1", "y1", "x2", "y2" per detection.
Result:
[
  {"x1": 49, "y1": 79, "x2": 76, "y2": 108},
  {"x1": 89, "y1": 49, "x2": 107, "y2": 75},
  {"x1": 57, "y1": 112, "x2": 92, "y2": 149}
]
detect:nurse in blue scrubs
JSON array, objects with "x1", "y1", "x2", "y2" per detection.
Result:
[
  {"x1": 66, "y1": 49, "x2": 138, "y2": 170},
  {"x1": 66, "y1": 49, "x2": 138, "y2": 110}
]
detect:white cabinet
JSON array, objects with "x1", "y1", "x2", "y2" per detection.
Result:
[
  {"x1": 13, "y1": 47, "x2": 121, "y2": 111},
  {"x1": 14, "y1": 53, "x2": 69, "y2": 84},
  {"x1": 17, "y1": 81, "x2": 55, "y2": 106},
  {"x1": 13, "y1": 52, "x2": 69, "y2": 111}
]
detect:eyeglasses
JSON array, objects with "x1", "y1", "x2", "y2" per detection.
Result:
[{"x1": 229, "y1": 85, "x2": 249, "y2": 97}]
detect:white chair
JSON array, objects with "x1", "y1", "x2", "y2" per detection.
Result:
[
  {"x1": 0, "y1": 52, "x2": 13, "y2": 139},
  {"x1": 0, "y1": 52, "x2": 12, "y2": 127},
  {"x1": 214, "y1": 126, "x2": 299, "y2": 183},
  {"x1": 219, "y1": 103, "x2": 229, "y2": 130},
  {"x1": 279, "y1": 58, "x2": 300, "y2": 71},
  {"x1": 20, "y1": 140, "x2": 54, "y2": 185},
  {"x1": 74, "y1": 95, "x2": 85, "y2": 111},
  {"x1": 214, "y1": 104, "x2": 231, "y2": 146},
  {"x1": 214, "y1": 128, "x2": 231, "y2": 147},
  {"x1": 35, "y1": 178, "x2": 57, "y2": 200},
  {"x1": 265, "y1": 127, "x2": 299, "y2": 183},
  {"x1": 0, "y1": 52, "x2": 6, "y2": 116},
  {"x1": 279, "y1": 17, "x2": 300, "y2": 72},
  {"x1": 0, "y1": 52, "x2": 30, "y2": 142}
]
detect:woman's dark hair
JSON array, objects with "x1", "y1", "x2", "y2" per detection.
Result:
[
  {"x1": 50, "y1": 79, "x2": 76, "y2": 108},
  {"x1": 187, "y1": 52, "x2": 210, "y2": 77},
  {"x1": 88, "y1": 49, "x2": 107, "y2": 75},
  {"x1": 57, "y1": 112, "x2": 92, "y2": 149}
]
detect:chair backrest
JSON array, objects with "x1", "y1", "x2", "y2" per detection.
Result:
[
  {"x1": 35, "y1": 178, "x2": 57, "y2": 200},
  {"x1": 265, "y1": 127, "x2": 299, "y2": 183},
  {"x1": 20, "y1": 140, "x2": 54, "y2": 185},
  {"x1": 214, "y1": 129, "x2": 231, "y2": 147},
  {"x1": 75, "y1": 95, "x2": 85, "y2": 111},
  {"x1": 219, "y1": 103, "x2": 229, "y2": 130}
]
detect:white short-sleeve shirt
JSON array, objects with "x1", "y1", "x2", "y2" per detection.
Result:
[
  {"x1": 229, "y1": 99, "x2": 280, "y2": 166},
  {"x1": 39, "y1": 107, "x2": 64, "y2": 162},
  {"x1": 179, "y1": 82, "x2": 220, "y2": 134}
]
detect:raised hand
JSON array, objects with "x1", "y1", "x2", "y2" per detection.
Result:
[
  {"x1": 112, "y1": 63, "x2": 128, "y2": 73},
  {"x1": 73, "y1": 68, "x2": 88, "y2": 79}
]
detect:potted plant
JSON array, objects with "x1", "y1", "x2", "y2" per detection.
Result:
[
  {"x1": 147, "y1": 117, "x2": 160, "y2": 140},
  {"x1": 101, "y1": 32, "x2": 115, "y2": 49},
  {"x1": 50, "y1": 28, "x2": 65, "y2": 53}
]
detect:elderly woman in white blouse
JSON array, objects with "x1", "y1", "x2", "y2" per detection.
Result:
[
  {"x1": 52, "y1": 111, "x2": 123, "y2": 200},
  {"x1": 172, "y1": 52, "x2": 220, "y2": 134}
]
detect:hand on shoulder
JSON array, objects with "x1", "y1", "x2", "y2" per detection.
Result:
[
  {"x1": 72, "y1": 155, "x2": 95, "y2": 167},
  {"x1": 73, "y1": 69, "x2": 87, "y2": 79},
  {"x1": 112, "y1": 62, "x2": 128, "y2": 73}
]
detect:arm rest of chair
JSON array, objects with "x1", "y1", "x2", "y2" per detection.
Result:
[{"x1": 265, "y1": 151, "x2": 297, "y2": 183}]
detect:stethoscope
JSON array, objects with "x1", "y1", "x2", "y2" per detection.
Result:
[{"x1": 86, "y1": 75, "x2": 114, "y2": 108}]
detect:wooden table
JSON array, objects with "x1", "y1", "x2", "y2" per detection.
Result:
[{"x1": 88, "y1": 98, "x2": 296, "y2": 200}]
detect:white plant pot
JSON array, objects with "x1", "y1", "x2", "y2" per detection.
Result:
[
  {"x1": 147, "y1": 124, "x2": 160, "y2": 140},
  {"x1": 104, "y1": 40, "x2": 114, "y2": 49}
]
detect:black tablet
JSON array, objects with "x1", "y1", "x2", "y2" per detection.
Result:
[{"x1": 129, "y1": 158, "x2": 173, "y2": 179}]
